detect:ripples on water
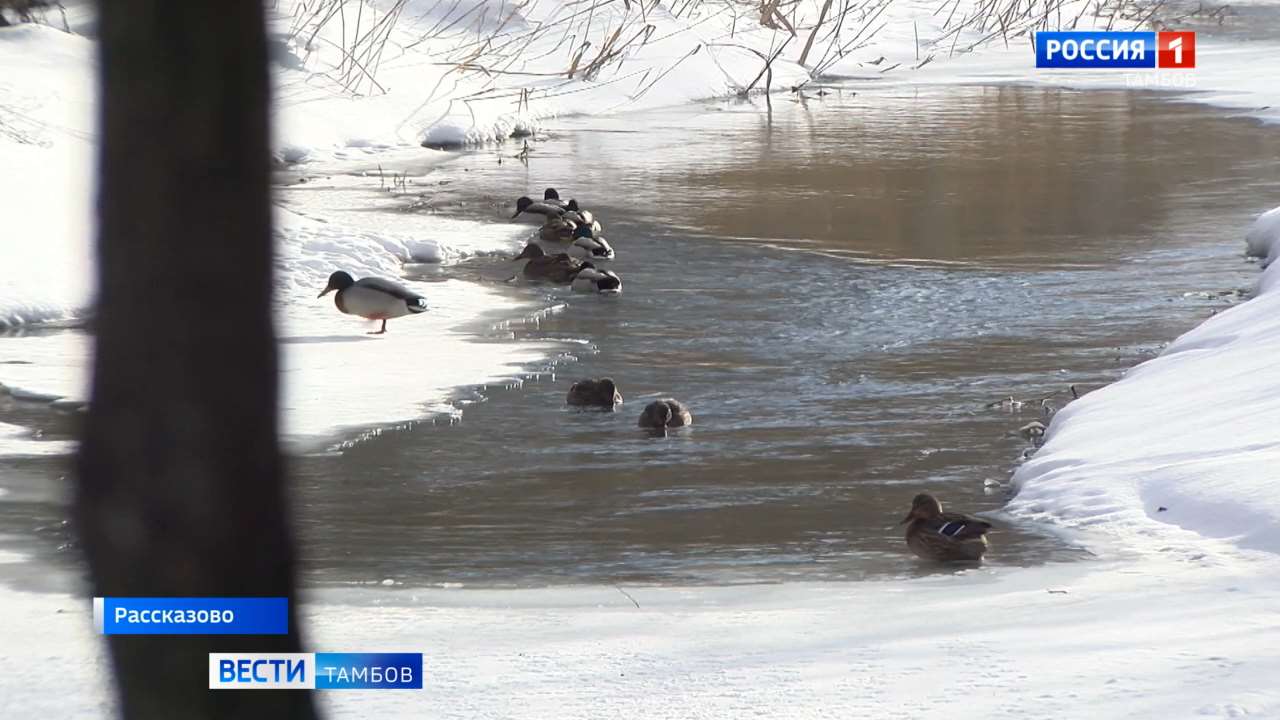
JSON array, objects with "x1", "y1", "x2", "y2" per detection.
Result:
[
  {"x1": 288, "y1": 86, "x2": 1277, "y2": 587},
  {"x1": 2, "y1": 85, "x2": 1276, "y2": 590}
]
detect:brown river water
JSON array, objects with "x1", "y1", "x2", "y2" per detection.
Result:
[{"x1": 2, "y1": 84, "x2": 1277, "y2": 589}]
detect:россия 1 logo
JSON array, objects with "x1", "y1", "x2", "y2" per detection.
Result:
[{"x1": 1036, "y1": 31, "x2": 1195, "y2": 69}]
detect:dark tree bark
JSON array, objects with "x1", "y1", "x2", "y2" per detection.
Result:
[{"x1": 78, "y1": 2, "x2": 317, "y2": 718}]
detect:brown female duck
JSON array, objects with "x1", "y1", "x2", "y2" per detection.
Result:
[
  {"x1": 539, "y1": 215, "x2": 578, "y2": 245},
  {"x1": 513, "y1": 243, "x2": 585, "y2": 284},
  {"x1": 566, "y1": 378, "x2": 623, "y2": 408},
  {"x1": 900, "y1": 493, "x2": 991, "y2": 562},
  {"x1": 638, "y1": 398, "x2": 693, "y2": 431}
]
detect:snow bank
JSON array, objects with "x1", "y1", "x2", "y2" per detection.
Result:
[
  {"x1": 1010, "y1": 206, "x2": 1280, "y2": 557},
  {"x1": 0, "y1": 206, "x2": 552, "y2": 450},
  {"x1": 0, "y1": 25, "x2": 95, "y2": 328},
  {"x1": 0, "y1": 22, "x2": 554, "y2": 452},
  {"x1": 6, "y1": 553, "x2": 1280, "y2": 719},
  {"x1": 1246, "y1": 205, "x2": 1280, "y2": 265}
]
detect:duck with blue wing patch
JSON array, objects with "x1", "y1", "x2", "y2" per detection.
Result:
[{"x1": 900, "y1": 493, "x2": 992, "y2": 562}]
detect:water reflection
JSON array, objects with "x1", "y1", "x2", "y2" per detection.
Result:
[{"x1": 286, "y1": 85, "x2": 1275, "y2": 587}]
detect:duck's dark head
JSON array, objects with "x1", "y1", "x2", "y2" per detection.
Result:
[
  {"x1": 544, "y1": 188, "x2": 561, "y2": 201},
  {"x1": 573, "y1": 224, "x2": 594, "y2": 240},
  {"x1": 599, "y1": 378, "x2": 618, "y2": 397},
  {"x1": 512, "y1": 196, "x2": 534, "y2": 218},
  {"x1": 514, "y1": 243, "x2": 545, "y2": 260},
  {"x1": 900, "y1": 493, "x2": 944, "y2": 524},
  {"x1": 640, "y1": 401, "x2": 674, "y2": 429},
  {"x1": 318, "y1": 270, "x2": 355, "y2": 298},
  {"x1": 566, "y1": 199, "x2": 580, "y2": 212}
]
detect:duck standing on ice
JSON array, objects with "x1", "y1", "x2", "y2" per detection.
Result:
[
  {"x1": 899, "y1": 493, "x2": 992, "y2": 562},
  {"x1": 317, "y1": 271, "x2": 427, "y2": 334}
]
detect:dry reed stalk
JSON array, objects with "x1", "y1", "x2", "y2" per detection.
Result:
[{"x1": 798, "y1": 0, "x2": 834, "y2": 65}]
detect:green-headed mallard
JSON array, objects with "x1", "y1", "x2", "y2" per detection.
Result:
[
  {"x1": 639, "y1": 398, "x2": 692, "y2": 430},
  {"x1": 317, "y1": 270, "x2": 427, "y2": 334},
  {"x1": 513, "y1": 243, "x2": 585, "y2": 283},
  {"x1": 567, "y1": 223, "x2": 615, "y2": 261},
  {"x1": 900, "y1": 493, "x2": 991, "y2": 562},
  {"x1": 571, "y1": 263, "x2": 622, "y2": 295},
  {"x1": 566, "y1": 378, "x2": 623, "y2": 408}
]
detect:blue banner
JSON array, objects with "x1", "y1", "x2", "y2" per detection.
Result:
[
  {"x1": 1035, "y1": 31, "x2": 1156, "y2": 68},
  {"x1": 95, "y1": 597, "x2": 289, "y2": 635},
  {"x1": 314, "y1": 653, "x2": 424, "y2": 689},
  {"x1": 208, "y1": 652, "x2": 425, "y2": 689}
]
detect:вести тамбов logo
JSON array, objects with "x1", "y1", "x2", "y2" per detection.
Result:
[{"x1": 1035, "y1": 31, "x2": 1196, "y2": 69}]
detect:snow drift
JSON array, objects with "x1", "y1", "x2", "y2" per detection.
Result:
[{"x1": 1010, "y1": 206, "x2": 1280, "y2": 558}]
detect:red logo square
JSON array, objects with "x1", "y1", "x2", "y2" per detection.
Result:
[{"x1": 1158, "y1": 31, "x2": 1195, "y2": 68}]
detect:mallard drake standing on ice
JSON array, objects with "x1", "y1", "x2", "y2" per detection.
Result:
[
  {"x1": 317, "y1": 271, "x2": 427, "y2": 334},
  {"x1": 900, "y1": 493, "x2": 991, "y2": 562}
]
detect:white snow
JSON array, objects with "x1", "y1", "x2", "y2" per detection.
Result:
[
  {"x1": 0, "y1": 22, "x2": 554, "y2": 450},
  {"x1": 4, "y1": 553, "x2": 1280, "y2": 718},
  {"x1": 4, "y1": 3, "x2": 1280, "y2": 717},
  {"x1": 0, "y1": 25, "x2": 94, "y2": 328},
  {"x1": 1246, "y1": 206, "x2": 1280, "y2": 265},
  {"x1": 1008, "y1": 206, "x2": 1280, "y2": 559}
]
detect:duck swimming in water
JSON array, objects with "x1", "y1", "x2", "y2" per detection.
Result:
[
  {"x1": 512, "y1": 243, "x2": 585, "y2": 284},
  {"x1": 900, "y1": 493, "x2": 991, "y2": 562},
  {"x1": 566, "y1": 378, "x2": 623, "y2": 408},
  {"x1": 638, "y1": 398, "x2": 693, "y2": 430},
  {"x1": 567, "y1": 224, "x2": 615, "y2": 261},
  {"x1": 571, "y1": 263, "x2": 622, "y2": 295},
  {"x1": 317, "y1": 270, "x2": 427, "y2": 334}
]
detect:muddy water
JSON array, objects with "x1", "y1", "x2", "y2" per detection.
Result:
[{"x1": 287, "y1": 85, "x2": 1277, "y2": 587}]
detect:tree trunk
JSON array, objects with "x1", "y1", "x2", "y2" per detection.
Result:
[{"x1": 79, "y1": 2, "x2": 317, "y2": 718}]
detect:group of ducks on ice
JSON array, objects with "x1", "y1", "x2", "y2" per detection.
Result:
[{"x1": 317, "y1": 187, "x2": 992, "y2": 563}]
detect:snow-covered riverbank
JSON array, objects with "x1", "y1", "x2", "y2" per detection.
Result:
[
  {"x1": 1010, "y1": 210, "x2": 1280, "y2": 559},
  {"x1": 2, "y1": 1, "x2": 1280, "y2": 716},
  {"x1": 5, "y1": 547, "x2": 1280, "y2": 718}
]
